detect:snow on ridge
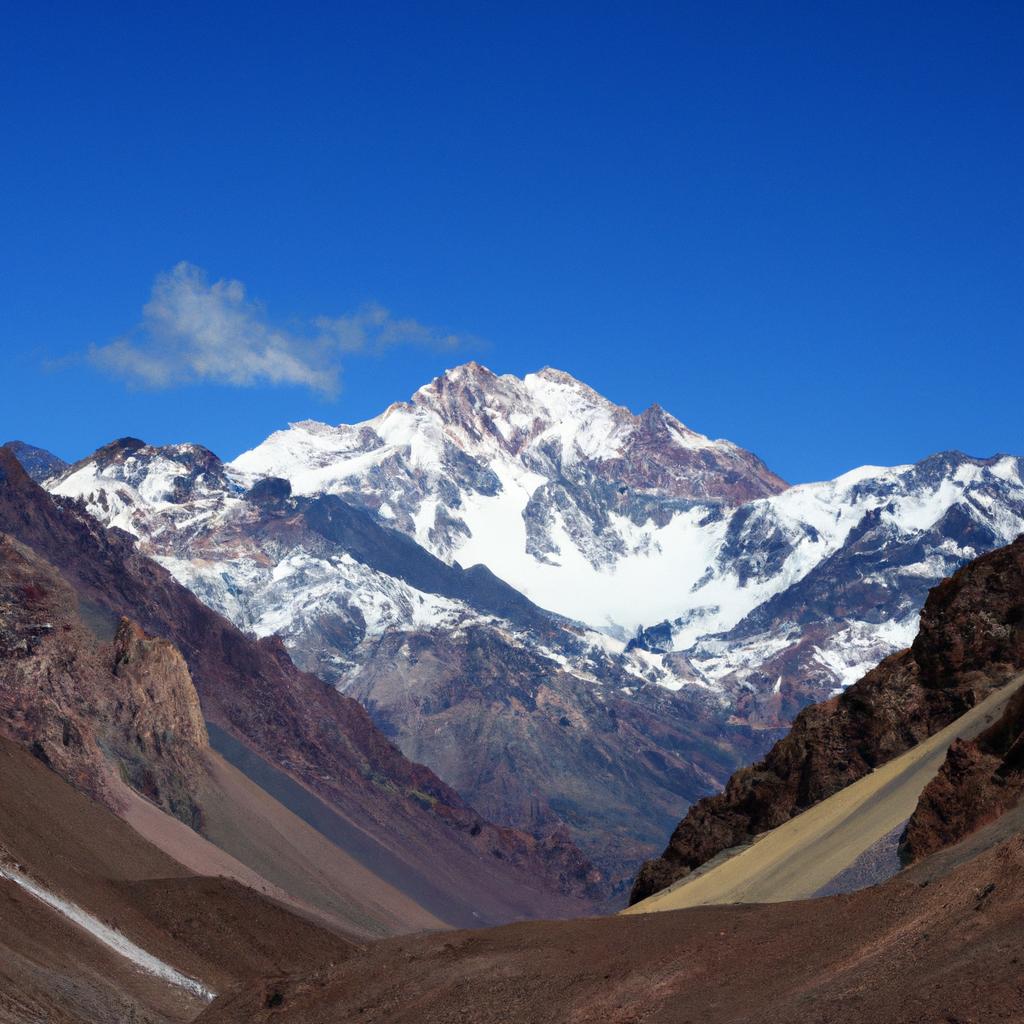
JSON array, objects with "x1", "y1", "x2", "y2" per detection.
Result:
[
  {"x1": 228, "y1": 376, "x2": 1024, "y2": 641},
  {"x1": 41, "y1": 369, "x2": 1024, "y2": 708}
]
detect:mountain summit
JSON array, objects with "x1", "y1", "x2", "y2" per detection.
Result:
[{"x1": 231, "y1": 363, "x2": 787, "y2": 632}]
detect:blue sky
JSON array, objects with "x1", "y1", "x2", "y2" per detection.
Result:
[{"x1": 2, "y1": 2, "x2": 1021, "y2": 483}]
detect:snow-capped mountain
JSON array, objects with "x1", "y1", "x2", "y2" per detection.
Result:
[
  {"x1": 231, "y1": 362, "x2": 787, "y2": 635},
  {"x1": 229, "y1": 363, "x2": 1024, "y2": 706},
  {"x1": 44, "y1": 433, "x2": 751, "y2": 882},
  {"x1": 40, "y1": 364, "x2": 1024, "y2": 880}
]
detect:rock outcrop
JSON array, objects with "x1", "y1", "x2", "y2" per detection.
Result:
[
  {"x1": 897, "y1": 537, "x2": 1024, "y2": 861},
  {"x1": 0, "y1": 534, "x2": 208, "y2": 826}
]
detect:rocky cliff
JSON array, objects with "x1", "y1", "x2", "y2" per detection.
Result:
[
  {"x1": 899, "y1": 537, "x2": 1024, "y2": 862},
  {"x1": 0, "y1": 534, "x2": 208, "y2": 826}
]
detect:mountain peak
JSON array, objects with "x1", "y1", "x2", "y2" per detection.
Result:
[
  {"x1": 236, "y1": 362, "x2": 788, "y2": 511},
  {"x1": 533, "y1": 366, "x2": 586, "y2": 387},
  {"x1": 428, "y1": 360, "x2": 498, "y2": 389},
  {"x1": 2, "y1": 441, "x2": 68, "y2": 484}
]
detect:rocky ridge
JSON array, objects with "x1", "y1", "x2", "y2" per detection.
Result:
[
  {"x1": 898, "y1": 536, "x2": 1024, "y2": 862},
  {"x1": 0, "y1": 534, "x2": 208, "y2": 826}
]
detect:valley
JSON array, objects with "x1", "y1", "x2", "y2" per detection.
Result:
[
  {"x1": 3, "y1": 418, "x2": 1024, "y2": 1022},
  {"x1": 6, "y1": 9, "x2": 1021, "y2": 1021}
]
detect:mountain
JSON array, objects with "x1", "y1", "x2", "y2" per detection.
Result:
[
  {"x1": 231, "y1": 361, "x2": 788, "y2": 636},
  {"x1": 0, "y1": 446, "x2": 601, "y2": 925},
  {"x1": 42, "y1": 434, "x2": 766, "y2": 884},
  {"x1": 631, "y1": 533, "x2": 1024, "y2": 903},
  {"x1": 8, "y1": 536, "x2": 1024, "y2": 1024},
  {"x1": 41, "y1": 365, "x2": 1024, "y2": 885},
  {"x1": 18, "y1": 527, "x2": 1021, "y2": 1024},
  {"x1": 230, "y1": 365, "x2": 1024, "y2": 693},
  {"x1": 5, "y1": 439, "x2": 67, "y2": 482},
  {"x1": 227, "y1": 364, "x2": 1024, "y2": 727}
]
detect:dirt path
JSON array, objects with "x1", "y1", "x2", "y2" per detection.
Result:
[{"x1": 627, "y1": 672, "x2": 1024, "y2": 912}]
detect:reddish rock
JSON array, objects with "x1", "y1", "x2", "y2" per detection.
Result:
[
  {"x1": 0, "y1": 534, "x2": 208, "y2": 826},
  {"x1": 899, "y1": 738, "x2": 1015, "y2": 863}
]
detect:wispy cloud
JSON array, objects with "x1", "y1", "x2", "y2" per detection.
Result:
[
  {"x1": 87, "y1": 262, "x2": 474, "y2": 394},
  {"x1": 316, "y1": 303, "x2": 466, "y2": 355}
]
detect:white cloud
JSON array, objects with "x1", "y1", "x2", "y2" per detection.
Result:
[{"x1": 88, "y1": 262, "x2": 472, "y2": 394}]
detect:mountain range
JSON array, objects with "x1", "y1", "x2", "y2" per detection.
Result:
[
  {"x1": 27, "y1": 362, "x2": 1024, "y2": 885},
  {"x1": 167, "y1": 524, "x2": 1024, "y2": 1022},
  {"x1": 4, "y1": 364, "x2": 1024, "y2": 1022},
  {"x1": 0, "y1": 447, "x2": 599, "y2": 930}
]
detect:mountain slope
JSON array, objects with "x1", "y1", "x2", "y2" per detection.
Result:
[
  {"x1": 197, "y1": 828, "x2": 1024, "y2": 1024},
  {"x1": 0, "y1": 732, "x2": 355, "y2": 1024},
  {"x1": 628, "y1": 671, "x2": 1024, "y2": 912},
  {"x1": 43, "y1": 434, "x2": 775, "y2": 883},
  {"x1": 0, "y1": 511, "x2": 488, "y2": 937},
  {"x1": 0, "y1": 445, "x2": 601, "y2": 921},
  {"x1": 631, "y1": 533, "x2": 1024, "y2": 904}
]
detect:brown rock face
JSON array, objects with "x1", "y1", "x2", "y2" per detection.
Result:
[
  {"x1": 108, "y1": 617, "x2": 210, "y2": 821},
  {"x1": 0, "y1": 534, "x2": 208, "y2": 827},
  {"x1": 899, "y1": 737, "x2": 1015, "y2": 862},
  {"x1": 899, "y1": 539, "x2": 1024, "y2": 862},
  {"x1": 631, "y1": 533, "x2": 1024, "y2": 904},
  {"x1": 345, "y1": 624, "x2": 776, "y2": 889}
]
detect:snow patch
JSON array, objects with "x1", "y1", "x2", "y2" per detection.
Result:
[{"x1": 0, "y1": 863, "x2": 215, "y2": 1002}]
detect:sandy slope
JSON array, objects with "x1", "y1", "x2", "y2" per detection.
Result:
[
  {"x1": 627, "y1": 672, "x2": 1024, "y2": 913},
  {"x1": 198, "y1": 750, "x2": 448, "y2": 936}
]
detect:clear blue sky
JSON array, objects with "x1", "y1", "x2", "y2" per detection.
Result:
[{"x1": 2, "y1": 2, "x2": 1021, "y2": 483}]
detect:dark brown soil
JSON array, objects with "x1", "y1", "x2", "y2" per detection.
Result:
[{"x1": 199, "y1": 828, "x2": 1024, "y2": 1024}]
